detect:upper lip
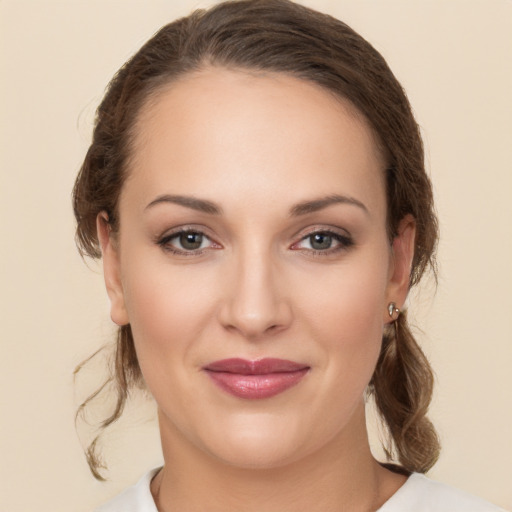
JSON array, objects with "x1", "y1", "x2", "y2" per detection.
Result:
[{"x1": 203, "y1": 358, "x2": 309, "y2": 375}]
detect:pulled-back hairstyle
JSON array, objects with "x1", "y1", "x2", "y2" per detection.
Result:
[{"x1": 73, "y1": 0, "x2": 440, "y2": 480}]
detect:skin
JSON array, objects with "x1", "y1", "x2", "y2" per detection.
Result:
[{"x1": 98, "y1": 67, "x2": 415, "y2": 511}]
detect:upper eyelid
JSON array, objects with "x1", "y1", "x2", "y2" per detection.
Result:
[
  {"x1": 293, "y1": 225, "x2": 352, "y2": 240},
  {"x1": 294, "y1": 231, "x2": 352, "y2": 245},
  {"x1": 157, "y1": 225, "x2": 216, "y2": 241},
  {"x1": 162, "y1": 230, "x2": 211, "y2": 242}
]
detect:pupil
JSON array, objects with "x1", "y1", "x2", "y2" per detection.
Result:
[
  {"x1": 180, "y1": 232, "x2": 203, "y2": 250},
  {"x1": 311, "y1": 233, "x2": 332, "y2": 250}
]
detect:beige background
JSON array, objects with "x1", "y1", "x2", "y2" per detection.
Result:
[{"x1": 1, "y1": 0, "x2": 511, "y2": 510}]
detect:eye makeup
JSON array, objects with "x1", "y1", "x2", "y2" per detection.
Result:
[{"x1": 155, "y1": 223, "x2": 355, "y2": 259}]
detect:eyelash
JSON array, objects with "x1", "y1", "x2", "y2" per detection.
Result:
[
  {"x1": 156, "y1": 227, "x2": 354, "y2": 257},
  {"x1": 290, "y1": 229, "x2": 354, "y2": 256},
  {"x1": 157, "y1": 228, "x2": 219, "y2": 256}
]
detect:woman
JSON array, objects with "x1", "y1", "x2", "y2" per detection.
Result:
[{"x1": 72, "y1": 0, "x2": 506, "y2": 510}]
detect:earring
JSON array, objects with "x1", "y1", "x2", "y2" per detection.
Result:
[{"x1": 388, "y1": 302, "x2": 400, "y2": 320}]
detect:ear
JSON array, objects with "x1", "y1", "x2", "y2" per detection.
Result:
[
  {"x1": 96, "y1": 212, "x2": 129, "y2": 326},
  {"x1": 384, "y1": 214, "x2": 416, "y2": 323}
]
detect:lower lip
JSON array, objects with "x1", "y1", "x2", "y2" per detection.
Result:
[{"x1": 205, "y1": 369, "x2": 309, "y2": 399}]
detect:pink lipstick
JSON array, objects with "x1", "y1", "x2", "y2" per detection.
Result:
[{"x1": 203, "y1": 358, "x2": 309, "y2": 399}]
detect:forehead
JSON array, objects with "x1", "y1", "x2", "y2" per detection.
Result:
[{"x1": 123, "y1": 67, "x2": 386, "y2": 217}]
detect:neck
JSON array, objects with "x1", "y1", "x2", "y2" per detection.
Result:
[{"x1": 151, "y1": 404, "x2": 407, "y2": 512}]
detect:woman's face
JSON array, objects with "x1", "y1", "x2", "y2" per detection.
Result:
[{"x1": 99, "y1": 67, "x2": 414, "y2": 469}]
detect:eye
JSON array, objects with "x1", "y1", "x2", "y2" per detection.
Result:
[
  {"x1": 304, "y1": 232, "x2": 335, "y2": 250},
  {"x1": 176, "y1": 232, "x2": 207, "y2": 250},
  {"x1": 291, "y1": 229, "x2": 354, "y2": 255},
  {"x1": 157, "y1": 229, "x2": 219, "y2": 255}
]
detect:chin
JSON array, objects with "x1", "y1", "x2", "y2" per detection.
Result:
[{"x1": 199, "y1": 416, "x2": 308, "y2": 470}]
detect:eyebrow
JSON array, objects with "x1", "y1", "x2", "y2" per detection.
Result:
[
  {"x1": 289, "y1": 194, "x2": 369, "y2": 216},
  {"x1": 144, "y1": 193, "x2": 368, "y2": 217},
  {"x1": 145, "y1": 194, "x2": 223, "y2": 215}
]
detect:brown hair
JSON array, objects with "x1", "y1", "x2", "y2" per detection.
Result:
[{"x1": 73, "y1": 0, "x2": 439, "y2": 479}]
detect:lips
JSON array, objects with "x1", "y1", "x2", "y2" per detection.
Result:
[{"x1": 203, "y1": 358, "x2": 310, "y2": 399}]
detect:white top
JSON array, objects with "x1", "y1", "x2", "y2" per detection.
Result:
[{"x1": 95, "y1": 468, "x2": 508, "y2": 512}]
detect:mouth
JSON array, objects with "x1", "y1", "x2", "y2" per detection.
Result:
[{"x1": 202, "y1": 358, "x2": 310, "y2": 399}]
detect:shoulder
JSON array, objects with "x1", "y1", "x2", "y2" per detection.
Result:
[
  {"x1": 378, "y1": 473, "x2": 508, "y2": 512},
  {"x1": 94, "y1": 468, "x2": 160, "y2": 512}
]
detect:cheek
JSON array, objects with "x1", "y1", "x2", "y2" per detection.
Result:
[
  {"x1": 305, "y1": 257, "x2": 388, "y2": 334},
  {"x1": 119, "y1": 254, "x2": 219, "y2": 380},
  {"x1": 299, "y1": 253, "x2": 389, "y2": 380}
]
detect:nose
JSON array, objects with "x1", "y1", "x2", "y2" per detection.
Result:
[{"x1": 218, "y1": 246, "x2": 293, "y2": 340}]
